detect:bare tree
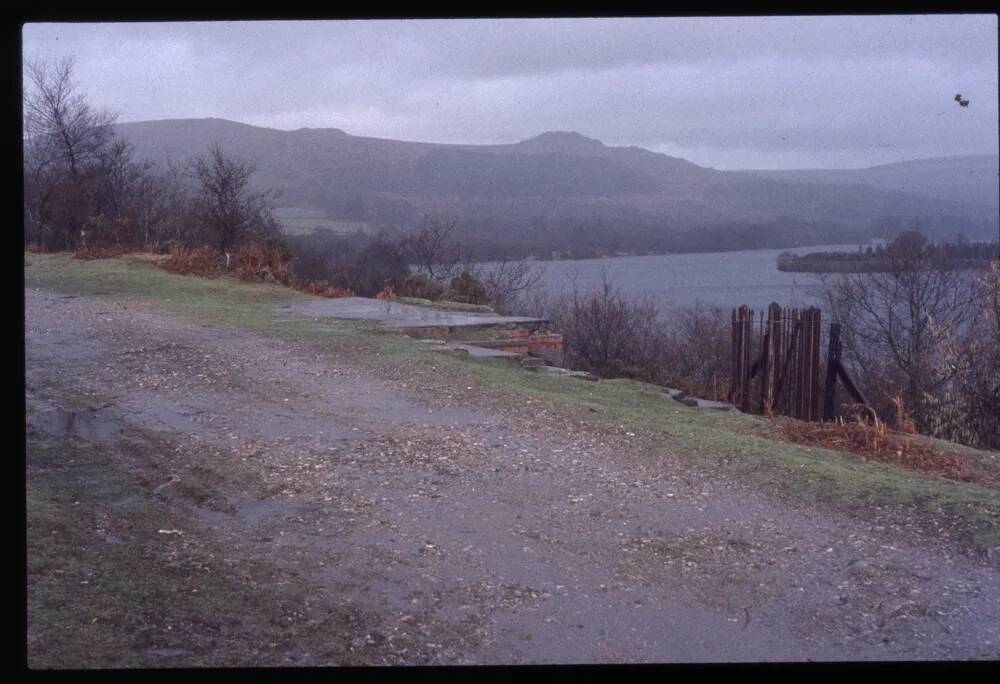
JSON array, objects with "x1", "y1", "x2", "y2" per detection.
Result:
[
  {"x1": 472, "y1": 255, "x2": 546, "y2": 314},
  {"x1": 522, "y1": 281, "x2": 731, "y2": 399},
  {"x1": 190, "y1": 144, "x2": 276, "y2": 253},
  {"x1": 660, "y1": 302, "x2": 731, "y2": 399},
  {"x1": 402, "y1": 217, "x2": 463, "y2": 283},
  {"x1": 924, "y1": 261, "x2": 1000, "y2": 448},
  {"x1": 130, "y1": 161, "x2": 194, "y2": 248},
  {"x1": 24, "y1": 57, "x2": 115, "y2": 180},
  {"x1": 819, "y1": 230, "x2": 983, "y2": 431},
  {"x1": 399, "y1": 217, "x2": 544, "y2": 311},
  {"x1": 22, "y1": 148, "x2": 59, "y2": 245},
  {"x1": 94, "y1": 136, "x2": 147, "y2": 219},
  {"x1": 549, "y1": 272, "x2": 667, "y2": 380},
  {"x1": 23, "y1": 56, "x2": 116, "y2": 247}
]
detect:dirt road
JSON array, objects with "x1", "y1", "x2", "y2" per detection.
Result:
[{"x1": 24, "y1": 287, "x2": 1000, "y2": 666}]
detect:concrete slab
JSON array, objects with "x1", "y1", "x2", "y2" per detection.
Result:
[
  {"x1": 283, "y1": 297, "x2": 545, "y2": 330},
  {"x1": 531, "y1": 366, "x2": 600, "y2": 381},
  {"x1": 673, "y1": 394, "x2": 736, "y2": 411},
  {"x1": 438, "y1": 343, "x2": 523, "y2": 359},
  {"x1": 689, "y1": 398, "x2": 737, "y2": 411}
]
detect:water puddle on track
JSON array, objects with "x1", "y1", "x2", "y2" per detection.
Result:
[
  {"x1": 191, "y1": 497, "x2": 318, "y2": 529},
  {"x1": 29, "y1": 406, "x2": 124, "y2": 443}
]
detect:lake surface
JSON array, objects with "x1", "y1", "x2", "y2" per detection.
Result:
[{"x1": 518, "y1": 244, "x2": 860, "y2": 313}]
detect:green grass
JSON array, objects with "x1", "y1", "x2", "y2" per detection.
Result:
[
  {"x1": 24, "y1": 252, "x2": 383, "y2": 349},
  {"x1": 25, "y1": 252, "x2": 1000, "y2": 552}
]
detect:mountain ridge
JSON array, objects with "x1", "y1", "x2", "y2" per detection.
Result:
[
  {"x1": 115, "y1": 117, "x2": 999, "y2": 257},
  {"x1": 744, "y1": 154, "x2": 998, "y2": 209}
]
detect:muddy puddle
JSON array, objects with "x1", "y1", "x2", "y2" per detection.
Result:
[
  {"x1": 29, "y1": 406, "x2": 123, "y2": 443},
  {"x1": 192, "y1": 497, "x2": 318, "y2": 530}
]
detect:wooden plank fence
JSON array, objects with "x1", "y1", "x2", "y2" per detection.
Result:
[
  {"x1": 730, "y1": 303, "x2": 876, "y2": 422},
  {"x1": 730, "y1": 303, "x2": 822, "y2": 420}
]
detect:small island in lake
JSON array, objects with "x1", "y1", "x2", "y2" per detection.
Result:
[{"x1": 777, "y1": 234, "x2": 998, "y2": 272}]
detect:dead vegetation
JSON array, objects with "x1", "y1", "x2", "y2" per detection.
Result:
[
  {"x1": 763, "y1": 412, "x2": 999, "y2": 489},
  {"x1": 73, "y1": 244, "x2": 129, "y2": 260},
  {"x1": 160, "y1": 245, "x2": 225, "y2": 277},
  {"x1": 819, "y1": 233, "x2": 995, "y2": 447},
  {"x1": 888, "y1": 393, "x2": 917, "y2": 435},
  {"x1": 297, "y1": 280, "x2": 353, "y2": 298},
  {"x1": 233, "y1": 241, "x2": 294, "y2": 286},
  {"x1": 73, "y1": 243, "x2": 163, "y2": 261}
]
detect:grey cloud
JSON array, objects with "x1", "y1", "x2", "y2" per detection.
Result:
[{"x1": 22, "y1": 16, "x2": 998, "y2": 169}]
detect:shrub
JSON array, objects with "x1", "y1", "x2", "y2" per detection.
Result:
[
  {"x1": 922, "y1": 261, "x2": 1000, "y2": 449},
  {"x1": 161, "y1": 245, "x2": 224, "y2": 277},
  {"x1": 81, "y1": 215, "x2": 141, "y2": 250},
  {"x1": 351, "y1": 236, "x2": 409, "y2": 297},
  {"x1": 284, "y1": 231, "x2": 368, "y2": 288},
  {"x1": 73, "y1": 244, "x2": 127, "y2": 260},
  {"x1": 233, "y1": 240, "x2": 294, "y2": 286},
  {"x1": 769, "y1": 414, "x2": 998, "y2": 487},
  {"x1": 375, "y1": 285, "x2": 396, "y2": 301},
  {"x1": 25, "y1": 242, "x2": 49, "y2": 254},
  {"x1": 513, "y1": 278, "x2": 729, "y2": 400},
  {"x1": 888, "y1": 394, "x2": 917, "y2": 434},
  {"x1": 157, "y1": 239, "x2": 184, "y2": 255},
  {"x1": 298, "y1": 280, "x2": 353, "y2": 298},
  {"x1": 474, "y1": 257, "x2": 545, "y2": 314},
  {"x1": 554, "y1": 278, "x2": 666, "y2": 382},
  {"x1": 446, "y1": 271, "x2": 489, "y2": 305},
  {"x1": 818, "y1": 233, "x2": 982, "y2": 435},
  {"x1": 659, "y1": 303, "x2": 731, "y2": 400},
  {"x1": 400, "y1": 273, "x2": 444, "y2": 300}
]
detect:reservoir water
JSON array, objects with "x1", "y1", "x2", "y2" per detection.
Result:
[{"x1": 522, "y1": 244, "x2": 861, "y2": 313}]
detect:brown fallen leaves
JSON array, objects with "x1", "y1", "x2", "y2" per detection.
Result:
[
  {"x1": 763, "y1": 416, "x2": 999, "y2": 489},
  {"x1": 298, "y1": 280, "x2": 353, "y2": 298}
]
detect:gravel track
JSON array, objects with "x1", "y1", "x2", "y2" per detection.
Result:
[{"x1": 24, "y1": 288, "x2": 1000, "y2": 666}]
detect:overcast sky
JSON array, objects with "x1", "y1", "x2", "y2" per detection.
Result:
[{"x1": 22, "y1": 16, "x2": 999, "y2": 170}]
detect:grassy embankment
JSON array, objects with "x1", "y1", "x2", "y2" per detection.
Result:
[{"x1": 24, "y1": 252, "x2": 1000, "y2": 553}]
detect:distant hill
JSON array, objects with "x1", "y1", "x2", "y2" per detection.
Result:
[
  {"x1": 745, "y1": 155, "x2": 999, "y2": 211},
  {"x1": 116, "y1": 118, "x2": 999, "y2": 258}
]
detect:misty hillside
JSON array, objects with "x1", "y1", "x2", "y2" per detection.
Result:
[
  {"x1": 116, "y1": 118, "x2": 999, "y2": 258},
  {"x1": 745, "y1": 155, "x2": 999, "y2": 212}
]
